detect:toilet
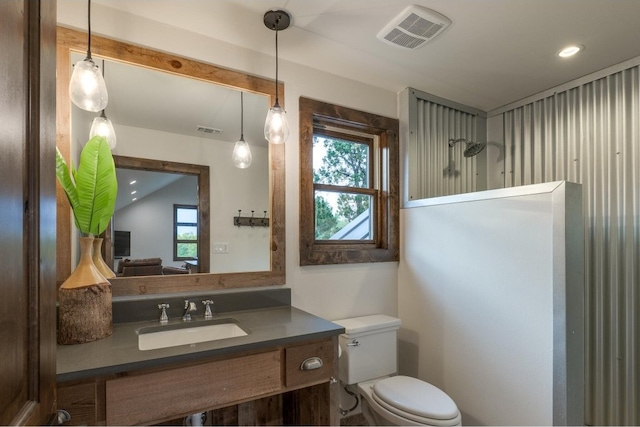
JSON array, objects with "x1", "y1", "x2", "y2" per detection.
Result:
[{"x1": 334, "y1": 314, "x2": 461, "y2": 426}]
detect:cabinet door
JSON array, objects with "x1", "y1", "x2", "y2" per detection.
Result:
[{"x1": 0, "y1": 1, "x2": 57, "y2": 425}]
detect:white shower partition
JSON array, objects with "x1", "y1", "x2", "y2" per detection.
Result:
[{"x1": 398, "y1": 181, "x2": 583, "y2": 426}]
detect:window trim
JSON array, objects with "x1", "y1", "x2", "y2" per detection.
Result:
[
  {"x1": 299, "y1": 97, "x2": 399, "y2": 265},
  {"x1": 173, "y1": 204, "x2": 198, "y2": 261}
]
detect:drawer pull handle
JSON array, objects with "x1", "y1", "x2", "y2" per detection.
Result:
[
  {"x1": 300, "y1": 356, "x2": 324, "y2": 371},
  {"x1": 347, "y1": 339, "x2": 360, "y2": 347}
]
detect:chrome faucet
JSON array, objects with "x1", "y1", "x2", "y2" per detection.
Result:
[
  {"x1": 182, "y1": 299, "x2": 197, "y2": 322},
  {"x1": 158, "y1": 303, "x2": 170, "y2": 324},
  {"x1": 202, "y1": 300, "x2": 214, "y2": 319}
]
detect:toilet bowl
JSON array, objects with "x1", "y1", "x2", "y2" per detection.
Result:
[
  {"x1": 334, "y1": 315, "x2": 461, "y2": 426},
  {"x1": 358, "y1": 376, "x2": 461, "y2": 426}
]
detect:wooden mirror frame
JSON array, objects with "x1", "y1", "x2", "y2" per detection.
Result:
[
  {"x1": 56, "y1": 27, "x2": 285, "y2": 296},
  {"x1": 106, "y1": 156, "x2": 211, "y2": 274}
]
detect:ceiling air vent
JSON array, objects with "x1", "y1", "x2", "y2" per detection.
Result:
[
  {"x1": 196, "y1": 125, "x2": 223, "y2": 135},
  {"x1": 377, "y1": 5, "x2": 451, "y2": 50}
]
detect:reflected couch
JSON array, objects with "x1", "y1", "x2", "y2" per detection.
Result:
[{"x1": 116, "y1": 258, "x2": 190, "y2": 276}]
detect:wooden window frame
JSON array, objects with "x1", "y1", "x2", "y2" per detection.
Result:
[
  {"x1": 299, "y1": 97, "x2": 399, "y2": 265},
  {"x1": 173, "y1": 204, "x2": 198, "y2": 261}
]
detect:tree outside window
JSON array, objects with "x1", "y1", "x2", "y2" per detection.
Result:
[
  {"x1": 174, "y1": 204, "x2": 198, "y2": 261},
  {"x1": 313, "y1": 132, "x2": 374, "y2": 240},
  {"x1": 299, "y1": 97, "x2": 399, "y2": 265}
]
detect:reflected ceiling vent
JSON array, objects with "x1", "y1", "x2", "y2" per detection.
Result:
[
  {"x1": 377, "y1": 5, "x2": 451, "y2": 50},
  {"x1": 196, "y1": 125, "x2": 223, "y2": 135}
]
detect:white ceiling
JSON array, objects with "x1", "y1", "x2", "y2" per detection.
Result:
[{"x1": 87, "y1": 0, "x2": 640, "y2": 113}]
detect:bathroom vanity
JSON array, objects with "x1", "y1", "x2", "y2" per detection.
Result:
[{"x1": 56, "y1": 290, "x2": 344, "y2": 426}]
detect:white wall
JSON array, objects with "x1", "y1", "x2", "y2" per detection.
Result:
[
  {"x1": 115, "y1": 175, "x2": 196, "y2": 269},
  {"x1": 57, "y1": 3, "x2": 399, "y2": 319},
  {"x1": 398, "y1": 182, "x2": 584, "y2": 426}
]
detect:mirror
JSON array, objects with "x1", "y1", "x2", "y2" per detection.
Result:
[
  {"x1": 107, "y1": 155, "x2": 211, "y2": 274},
  {"x1": 56, "y1": 27, "x2": 285, "y2": 296}
]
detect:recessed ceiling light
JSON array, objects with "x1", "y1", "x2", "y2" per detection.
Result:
[
  {"x1": 131, "y1": 190, "x2": 137, "y2": 195},
  {"x1": 558, "y1": 45, "x2": 583, "y2": 58},
  {"x1": 132, "y1": 197, "x2": 137, "y2": 202},
  {"x1": 129, "y1": 180, "x2": 137, "y2": 185}
]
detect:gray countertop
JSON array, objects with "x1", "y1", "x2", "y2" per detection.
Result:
[{"x1": 57, "y1": 305, "x2": 344, "y2": 383}]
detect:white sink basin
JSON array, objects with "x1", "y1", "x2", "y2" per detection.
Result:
[{"x1": 138, "y1": 319, "x2": 248, "y2": 351}]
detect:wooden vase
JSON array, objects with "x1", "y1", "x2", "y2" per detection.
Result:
[
  {"x1": 58, "y1": 236, "x2": 113, "y2": 345},
  {"x1": 92, "y1": 237, "x2": 116, "y2": 279}
]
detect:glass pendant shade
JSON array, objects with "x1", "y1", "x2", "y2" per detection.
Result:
[
  {"x1": 232, "y1": 138, "x2": 252, "y2": 169},
  {"x1": 89, "y1": 112, "x2": 116, "y2": 149},
  {"x1": 264, "y1": 105, "x2": 289, "y2": 145},
  {"x1": 69, "y1": 59, "x2": 108, "y2": 112}
]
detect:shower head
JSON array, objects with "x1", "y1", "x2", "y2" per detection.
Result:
[
  {"x1": 463, "y1": 140, "x2": 486, "y2": 157},
  {"x1": 448, "y1": 138, "x2": 486, "y2": 158}
]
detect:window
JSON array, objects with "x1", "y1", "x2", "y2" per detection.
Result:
[
  {"x1": 299, "y1": 97, "x2": 399, "y2": 265},
  {"x1": 174, "y1": 204, "x2": 198, "y2": 261}
]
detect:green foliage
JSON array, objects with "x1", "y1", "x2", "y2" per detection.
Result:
[
  {"x1": 177, "y1": 243, "x2": 197, "y2": 258},
  {"x1": 313, "y1": 137, "x2": 368, "y2": 188},
  {"x1": 313, "y1": 136, "x2": 370, "y2": 238},
  {"x1": 315, "y1": 196, "x2": 338, "y2": 239},
  {"x1": 55, "y1": 136, "x2": 118, "y2": 236}
]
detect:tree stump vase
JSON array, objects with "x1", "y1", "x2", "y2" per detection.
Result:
[{"x1": 58, "y1": 236, "x2": 113, "y2": 345}]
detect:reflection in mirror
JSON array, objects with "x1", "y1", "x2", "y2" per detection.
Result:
[
  {"x1": 56, "y1": 27, "x2": 286, "y2": 296},
  {"x1": 108, "y1": 156, "x2": 211, "y2": 275},
  {"x1": 70, "y1": 54, "x2": 270, "y2": 276}
]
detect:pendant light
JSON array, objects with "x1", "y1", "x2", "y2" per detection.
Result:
[
  {"x1": 69, "y1": 0, "x2": 108, "y2": 112},
  {"x1": 263, "y1": 10, "x2": 291, "y2": 145},
  {"x1": 89, "y1": 61, "x2": 116, "y2": 149},
  {"x1": 232, "y1": 92, "x2": 252, "y2": 169}
]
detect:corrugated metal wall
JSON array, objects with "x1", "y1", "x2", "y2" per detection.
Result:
[
  {"x1": 410, "y1": 97, "x2": 482, "y2": 199},
  {"x1": 503, "y1": 65, "x2": 640, "y2": 426}
]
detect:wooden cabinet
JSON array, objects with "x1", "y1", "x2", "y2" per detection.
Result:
[{"x1": 57, "y1": 336, "x2": 339, "y2": 426}]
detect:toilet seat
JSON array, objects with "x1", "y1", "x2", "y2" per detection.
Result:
[{"x1": 370, "y1": 376, "x2": 461, "y2": 426}]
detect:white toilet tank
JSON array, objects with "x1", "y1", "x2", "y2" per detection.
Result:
[{"x1": 333, "y1": 314, "x2": 402, "y2": 385}]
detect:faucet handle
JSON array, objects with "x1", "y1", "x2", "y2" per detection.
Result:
[
  {"x1": 202, "y1": 299, "x2": 214, "y2": 319},
  {"x1": 158, "y1": 303, "x2": 170, "y2": 324}
]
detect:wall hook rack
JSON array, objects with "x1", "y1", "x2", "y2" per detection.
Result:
[{"x1": 234, "y1": 210, "x2": 269, "y2": 228}]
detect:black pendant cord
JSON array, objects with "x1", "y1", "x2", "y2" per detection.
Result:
[
  {"x1": 274, "y1": 23, "x2": 280, "y2": 107},
  {"x1": 240, "y1": 91, "x2": 245, "y2": 140},
  {"x1": 86, "y1": 0, "x2": 93, "y2": 60}
]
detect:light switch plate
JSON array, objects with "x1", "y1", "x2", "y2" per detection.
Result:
[{"x1": 212, "y1": 242, "x2": 228, "y2": 253}]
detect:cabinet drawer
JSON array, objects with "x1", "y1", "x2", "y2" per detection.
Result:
[
  {"x1": 106, "y1": 350, "x2": 281, "y2": 425},
  {"x1": 285, "y1": 339, "x2": 334, "y2": 388}
]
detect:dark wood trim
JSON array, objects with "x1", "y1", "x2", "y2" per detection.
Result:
[
  {"x1": 299, "y1": 97, "x2": 400, "y2": 266},
  {"x1": 106, "y1": 156, "x2": 210, "y2": 274},
  {"x1": 1, "y1": 0, "x2": 57, "y2": 424},
  {"x1": 56, "y1": 27, "x2": 286, "y2": 295}
]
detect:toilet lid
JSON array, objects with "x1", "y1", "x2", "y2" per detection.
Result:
[{"x1": 372, "y1": 376, "x2": 459, "y2": 421}]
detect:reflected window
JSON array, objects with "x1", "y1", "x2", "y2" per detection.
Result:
[{"x1": 174, "y1": 204, "x2": 198, "y2": 261}]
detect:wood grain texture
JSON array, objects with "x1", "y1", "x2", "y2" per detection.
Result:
[
  {"x1": 57, "y1": 381, "x2": 99, "y2": 426},
  {"x1": 299, "y1": 97, "x2": 400, "y2": 266},
  {"x1": 1, "y1": 1, "x2": 57, "y2": 425},
  {"x1": 105, "y1": 350, "x2": 282, "y2": 425},
  {"x1": 56, "y1": 26, "x2": 286, "y2": 294},
  {"x1": 282, "y1": 383, "x2": 331, "y2": 426},
  {"x1": 285, "y1": 339, "x2": 335, "y2": 388},
  {"x1": 57, "y1": 338, "x2": 340, "y2": 425}
]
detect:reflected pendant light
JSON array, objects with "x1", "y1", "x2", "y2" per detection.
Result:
[
  {"x1": 89, "y1": 61, "x2": 116, "y2": 149},
  {"x1": 69, "y1": 0, "x2": 108, "y2": 112},
  {"x1": 232, "y1": 92, "x2": 252, "y2": 168},
  {"x1": 263, "y1": 10, "x2": 291, "y2": 145},
  {"x1": 90, "y1": 110, "x2": 117, "y2": 149}
]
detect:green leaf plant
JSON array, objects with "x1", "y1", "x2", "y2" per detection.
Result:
[{"x1": 56, "y1": 136, "x2": 118, "y2": 237}]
